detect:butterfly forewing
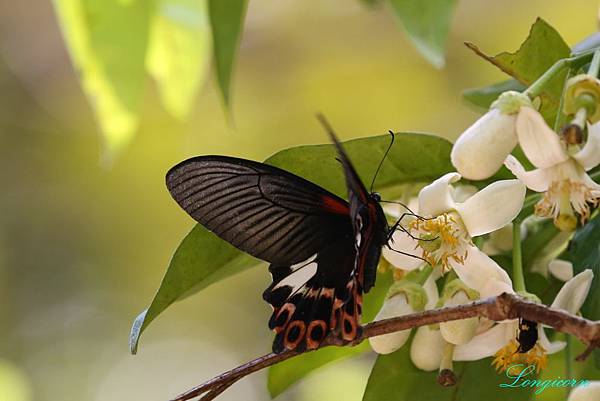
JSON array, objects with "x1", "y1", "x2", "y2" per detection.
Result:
[{"x1": 166, "y1": 156, "x2": 352, "y2": 266}]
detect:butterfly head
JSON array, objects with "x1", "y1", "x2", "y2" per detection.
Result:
[{"x1": 370, "y1": 192, "x2": 381, "y2": 203}]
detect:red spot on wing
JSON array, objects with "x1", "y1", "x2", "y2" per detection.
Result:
[{"x1": 320, "y1": 195, "x2": 350, "y2": 214}]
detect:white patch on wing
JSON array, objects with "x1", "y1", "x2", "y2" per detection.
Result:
[
  {"x1": 355, "y1": 215, "x2": 363, "y2": 248},
  {"x1": 273, "y1": 254, "x2": 318, "y2": 291}
]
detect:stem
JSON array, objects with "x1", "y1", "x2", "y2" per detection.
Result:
[
  {"x1": 587, "y1": 49, "x2": 600, "y2": 77},
  {"x1": 171, "y1": 293, "x2": 600, "y2": 401},
  {"x1": 524, "y1": 50, "x2": 597, "y2": 99},
  {"x1": 554, "y1": 68, "x2": 572, "y2": 132},
  {"x1": 512, "y1": 221, "x2": 526, "y2": 292}
]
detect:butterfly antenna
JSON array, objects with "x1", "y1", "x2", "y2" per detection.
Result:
[
  {"x1": 316, "y1": 113, "x2": 336, "y2": 137},
  {"x1": 370, "y1": 130, "x2": 395, "y2": 193}
]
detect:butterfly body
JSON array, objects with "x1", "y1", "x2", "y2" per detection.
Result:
[{"x1": 166, "y1": 132, "x2": 391, "y2": 353}]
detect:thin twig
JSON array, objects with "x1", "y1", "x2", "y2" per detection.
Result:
[{"x1": 170, "y1": 293, "x2": 600, "y2": 401}]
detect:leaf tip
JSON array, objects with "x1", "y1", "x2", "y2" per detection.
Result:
[{"x1": 129, "y1": 308, "x2": 149, "y2": 355}]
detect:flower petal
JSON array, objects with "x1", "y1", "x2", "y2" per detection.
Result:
[
  {"x1": 451, "y1": 109, "x2": 518, "y2": 180},
  {"x1": 369, "y1": 294, "x2": 413, "y2": 354},
  {"x1": 551, "y1": 269, "x2": 594, "y2": 314},
  {"x1": 451, "y1": 246, "x2": 513, "y2": 297},
  {"x1": 504, "y1": 155, "x2": 550, "y2": 192},
  {"x1": 516, "y1": 107, "x2": 569, "y2": 168},
  {"x1": 548, "y1": 259, "x2": 574, "y2": 282},
  {"x1": 418, "y1": 172, "x2": 460, "y2": 217},
  {"x1": 423, "y1": 272, "x2": 440, "y2": 309},
  {"x1": 383, "y1": 197, "x2": 419, "y2": 219},
  {"x1": 410, "y1": 326, "x2": 445, "y2": 371},
  {"x1": 454, "y1": 322, "x2": 515, "y2": 361},
  {"x1": 382, "y1": 230, "x2": 422, "y2": 271},
  {"x1": 454, "y1": 179, "x2": 525, "y2": 237},
  {"x1": 538, "y1": 325, "x2": 565, "y2": 354},
  {"x1": 452, "y1": 185, "x2": 478, "y2": 203},
  {"x1": 568, "y1": 380, "x2": 600, "y2": 401},
  {"x1": 573, "y1": 122, "x2": 600, "y2": 171}
]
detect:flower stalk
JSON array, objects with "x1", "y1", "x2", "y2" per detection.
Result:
[
  {"x1": 525, "y1": 50, "x2": 597, "y2": 99},
  {"x1": 512, "y1": 220, "x2": 526, "y2": 292},
  {"x1": 588, "y1": 49, "x2": 600, "y2": 78}
]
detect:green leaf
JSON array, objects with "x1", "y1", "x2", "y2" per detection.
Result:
[
  {"x1": 363, "y1": 345, "x2": 534, "y2": 401},
  {"x1": 208, "y1": 0, "x2": 247, "y2": 109},
  {"x1": 570, "y1": 213, "x2": 600, "y2": 321},
  {"x1": 53, "y1": 0, "x2": 153, "y2": 160},
  {"x1": 389, "y1": 0, "x2": 456, "y2": 68},
  {"x1": 266, "y1": 132, "x2": 454, "y2": 199},
  {"x1": 267, "y1": 270, "x2": 393, "y2": 398},
  {"x1": 129, "y1": 225, "x2": 258, "y2": 354},
  {"x1": 465, "y1": 18, "x2": 570, "y2": 121},
  {"x1": 462, "y1": 79, "x2": 526, "y2": 110},
  {"x1": 146, "y1": 0, "x2": 212, "y2": 119},
  {"x1": 130, "y1": 132, "x2": 453, "y2": 353}
]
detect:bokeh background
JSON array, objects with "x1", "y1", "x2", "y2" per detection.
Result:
[{"x1": 0, "y1": 1, "x2": 598, "y2": 400}]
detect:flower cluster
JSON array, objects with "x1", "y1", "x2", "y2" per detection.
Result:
[{"x1": 370, "y1": 65, "x2": 600, "y2": 384}]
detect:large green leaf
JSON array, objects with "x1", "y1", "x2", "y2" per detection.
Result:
[
  {"x1": 146, "y1": 0, "x2": 212, "y2": 119},
  {"x1": 130, "y1": 133, "x2": 453, "y2": 353},
  {"x1": 53, "y1": 0, "x2": 153, "y2": 160},
  {"x1": 465, "y1": 18, "x2": 570, "y2": 121},
  {"x1": 363, "y1": 345, "x2": 534, "y2": 401},
  {"x1": 208, "y1": 0, "x2": 247, "y2": 109},
  {"x1": 463, "y1": 28, "x2": 600, "y2": 112},
  {"x1": 267, "y1": 270, "x2": 393, "y2": 398},
  {"x1": 389, "y1": 0, "x2": 456, "y2": 68},
  {"x1": 266, "y1": 132, "x2": 454, "y2": 199},
  {"x1": 129, "y1": 225, "x2": 257, "y2": 354},
  {"x1": 570, "y1": 213, "x2": 600, "y2": 321}
]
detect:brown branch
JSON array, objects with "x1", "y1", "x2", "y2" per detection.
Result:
[{"x1": 170, "y1": 293, "x2": 600, "y2": 401}]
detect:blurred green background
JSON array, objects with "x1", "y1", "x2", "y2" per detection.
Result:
[{"x1": 0, "y1": 1, "x2": 597, "y2": 400}]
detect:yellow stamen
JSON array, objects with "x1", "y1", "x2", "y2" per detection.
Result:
[
  {"x1": 409, "y1": 213, "x2": 470, "y2": 272},
  {"x1": 492, "y1": 340, "x2": 548, "y2": 374},
  {"x1": 536, "y1": 180, "x2": 600, "y2": 228}
]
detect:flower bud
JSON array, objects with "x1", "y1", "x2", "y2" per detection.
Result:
[
  {"x1": 451, "y1": 91, "x2": 532, "y2": 180},
  {"x1": 568, "y1": 381, "x2": 600, "y2": 401},
  {"x1": 564, "y1": 74, "x2": 600, "y2": 123}
]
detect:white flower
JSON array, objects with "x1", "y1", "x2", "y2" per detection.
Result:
[
  {"x1": 453, "y1": 269, "x2": 594, "y2": 372},
  {"x1": 451, "y1": 91, "x2": 532, "y2": 180},
  {"x1": 384, "y1": 173, "x2": 526, "y2": 272},
  {"x1": 568, "y1": 381, "x2": 600, "y2": 401},
  {"x1": 504, "y1": 108, "x2": 600, "y2": 230}
]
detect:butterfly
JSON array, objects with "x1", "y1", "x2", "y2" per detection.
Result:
[{"x1": 165, "y1": 117, "x2": 414, "y2": 354}]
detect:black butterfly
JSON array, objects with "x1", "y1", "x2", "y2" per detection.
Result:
[{"x1": 166, "y1": 118, "x2": 412, "y2": 354}]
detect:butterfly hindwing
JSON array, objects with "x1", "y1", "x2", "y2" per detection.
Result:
[{"x1": 264, "y1": 233, "x2": 363, "y2": 352}]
